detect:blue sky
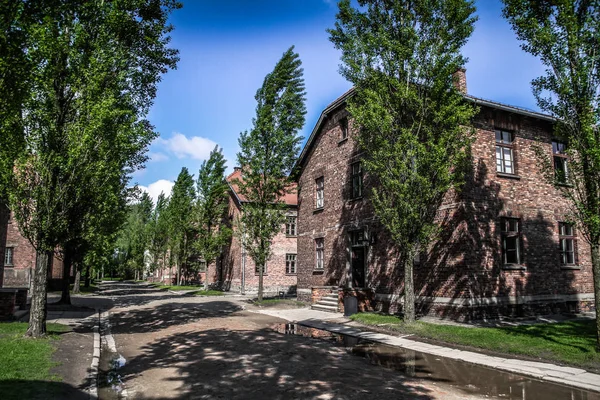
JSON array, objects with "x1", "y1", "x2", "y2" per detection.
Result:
[{"x1": 138, "y1": 0, "x2": 544, "y2": 202}]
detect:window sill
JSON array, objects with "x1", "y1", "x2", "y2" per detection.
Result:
[
  {"x1": 338, "y1": 138, "x2": 348, "y2": 145},
  {"x1": 348, "y1": 196, "x2": 363, "y2": 203},
  {"x1": 496, "y1": 172, "x2": 521, "y2": 180},
  {"x1": 502, "y1": 264, "x2": 526, "y2": 270},
  {"x1": 313, "y1": 269, "x2": 324, "y2": 274},
  {"x1": 286, "y1": 235, "x2": 297, "y2": 238},
  {"x1": 254, "y1": 274, "x2": 268, "y2": 276},
  {"x1": 313, "y1": 207, "x2": 324, "y2": 214},
  {"x1": 285, "y1": 273, "x2": 297, "y2": 276},
  {"x1": 560, "y1": 265, "x2": 581, "y2": 270}
]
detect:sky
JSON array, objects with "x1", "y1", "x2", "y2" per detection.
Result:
[{"x1": 137, "y1": 0, "x2": 545, "y2": 203}]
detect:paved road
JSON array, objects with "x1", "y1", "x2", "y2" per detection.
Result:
[{"x1": 95, "y1": 282, "x2": 486, "y2": 400}]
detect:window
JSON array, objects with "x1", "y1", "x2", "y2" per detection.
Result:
[
  {"x1": 340, "y1": 117, "x2": 348, "y2": 140},
  {"x1": 285, "y1": 216, "x2": 297, "y2": 236},
  {"x1": 351, "y1": 162, "x2": 363, "y2": 199},
  {"x1": 198, "y1": 260, "x2": 207, "y2": 272},
  {"x1": 559, "y1": 222, "x2": 576, "y2": 265},
  {"x1": 255, "y1": 264, "x2": 267, "y2": 275},
  {"x1": 4, "y1": 247, "x2": 13, "y2": 266},
  {"x1": 495, "y1": 130, "x2": 515, "y2": 174},
  {"x1": 350, "y1": 230, "x2": 365, "y2": 246},
  {"x1": 315, "y1": 177, "x2": 324, "y2": 209},
  {"x1": 315, "y1": 238, "x2": 324, "y2": 270},
  {"x1": 553, "y1": 141, "x2": 568, "y2": 183},
  {"x1": 286, "y1": 254, "x2": 297, "y2": 274},
  {"x1": 500, "y1": 218, "x2": 522, "y2": 265}
]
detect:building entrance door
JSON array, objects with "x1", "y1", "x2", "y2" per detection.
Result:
[{"x1": 351, "y1": 246, "x2": 365, "y2": 288}]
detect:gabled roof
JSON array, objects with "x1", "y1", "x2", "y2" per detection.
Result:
[
  {"x1": 227, "y1": 168, "x2": 298, "y2": 206},
  {"x1": 293, "y1": 88, "x2": 555, "y2": 176}
]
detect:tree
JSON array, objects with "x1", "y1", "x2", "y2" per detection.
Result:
[
  {"x1": 148, "y1": 192, "x2": 171, "y2": 278},
  {"x1": 194, "y1": 146, "x2": 231, "y2": 290},
  {"x1": 236, "y1": 47, "x2": 306, "y2": 301},
  {"x1": 167, "y1": 168, "x2": 196, "y2": 285},
  {"x1": 329, "y1": 0, "x2": 477, "y2": 322},
  {"x1": 502, "y1": 0, "x2": 600, "y2": 347},
  {"x1": 6, "y1": 0, "x2": 180, "y2": 337}
]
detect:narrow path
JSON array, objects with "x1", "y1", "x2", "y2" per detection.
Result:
[{"x1": 95, "y1": 282, "x2": 489, "y2": 399}]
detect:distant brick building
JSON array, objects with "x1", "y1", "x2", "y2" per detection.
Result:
[
  {"x1": 0, "y1": 207, "x2": 64, "y2": 290},
  {"x1": 294, "y1": 72, "x2": 594, "y2": 320},
  {"x1": 214, "y1": 167, "x2": 298, "y2": 296}
]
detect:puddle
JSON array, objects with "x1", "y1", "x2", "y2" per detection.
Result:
[
  {"x1": 274, "y1": 323, "x2": 600, "y2": 400},
  {"x1": 98, "y1": 347, "x2": 127, "y2": 400}
]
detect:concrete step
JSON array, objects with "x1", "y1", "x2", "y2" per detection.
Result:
[
  {"x1": 317, "y1": 299, "x2": 338, "y2": 307},
  {"x1": 322, "y1": 294, "x2": 338, "y2": 300},
  {"x1": 311, "y1": 304, "x2": 339, "y2": 313}
]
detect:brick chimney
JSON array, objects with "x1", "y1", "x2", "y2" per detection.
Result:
[{"x1": 453, "y1": 68, "x2": 467, "y2": 94}]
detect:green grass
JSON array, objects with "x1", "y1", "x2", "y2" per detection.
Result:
[
  {"x1": 0, "y1": 322, "x2": 70, "y2": 381},
  {"x1": 70, "y1": 282, "x2": 98, "y2": 294},
  {"x1": 154, "y1": 284, "x2": 204, "y2": 291},
  {"x1": 349, "y1": 312, "x2": 600, "y2": 370},
  {"x1": 194, "y1": 290, "x2": 225, "y2": 296},
  {"x1": 98, "y1": 277, "x2": 123, "y2": 281}
]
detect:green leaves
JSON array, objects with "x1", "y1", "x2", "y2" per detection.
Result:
[
  {"x1": 503, "y1": 0, "x2": 600, "y2": 243},
  {"x1": 236, "y1": 47, "x2": 306, "y2": 300},
  {"x1": 330, "y1": 0, "x2": 477, "y2": 320},
  {"x1": 194, "y1": 146, "x2": 231, "y2": 271}
]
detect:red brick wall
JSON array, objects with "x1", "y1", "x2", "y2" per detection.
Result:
[
  {"x1": 296, "y1": 100, "x2": 595, "y2": 317},
  {"x1": 220, "y1": 193, "x2": 298, "y2": 295},
  {"x1": 1, "y1": 210, "x2": 64, "y2": 288},
  {"x1": 0, "y1": 204, "x2": 8, "y2": 287}
]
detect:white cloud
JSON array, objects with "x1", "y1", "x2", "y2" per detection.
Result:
[
  {"x1": 157, "y1": 132, "x2": 217, "y2": 160},
  {"x1": 139, "y1": 179, "x2": 175, "y2": 204},
  {"x1": 148, "y1": 152, "x2": 169, "y2": 162}
]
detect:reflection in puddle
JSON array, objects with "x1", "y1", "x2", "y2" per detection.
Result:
[
  {"x1": 98, "y1": 350, "x2": 127, "y2": 399},
  {"x1": 274, "y1": 323, "x2": 600, "y2": 400}
]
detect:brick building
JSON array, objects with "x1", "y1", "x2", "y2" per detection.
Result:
[
  {"x1": 294, "y1": 72, "x2": 594, "y2": 320},
  {"x1": 0, "y1": 206, "x2": 65, "y2": 290},
  {"x1": 214, "y1": 167, "x2": 298, "y2": 295}
]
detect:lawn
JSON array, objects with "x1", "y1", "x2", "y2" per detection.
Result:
[
  {"x1": 194, "y1": 290, "x2": 225, "y2": 296},
  {"x1": 0, "y1": 322, "x2": 71, "y2": 399},
  {"x1": 349, "y1": 312, "x2": 600, "y2": 370},
  {"x1": 70, "y1": 282, "x2": 98, "y2": 294}
]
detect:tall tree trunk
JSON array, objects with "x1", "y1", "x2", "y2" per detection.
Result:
[
  {"x1": 258, "y1": 265, "x2": 264, "y2": 302},
  {"x1": 204, "y1": 260, "x2": 209, "y2": 291},
  {"x1": 72, "y1": 263, "x2": 81, "y2": 294},
  {"x1": 84, "y1": 263, "x2": 90, "y2": 288},
  {"x1": 177, "y1": 258, "x2": 182, "y2": 286},
  {"x1": 591, "y1": 242, "x2": 600, "y2": 350},
  {"x1": 59, "y1": 248, "x2": 72, "y2": 304},
  {"x1": 403, "y1": 256, "x2": 415, "y2": 323},
  {"x1": 0, "y1": 203, "x2": 9, "y2": 288},
  {"x1": 26, "y1": 250, "x2": 50, "y2": 337}
]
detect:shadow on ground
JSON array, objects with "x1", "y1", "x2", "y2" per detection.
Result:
[
  {"x1": 0, "y1": 380, "x2": 89, "y2": 400},
  {"x1": 109, "y1": 301, "x2": 244, "y2": 334},
  {"x1": 120, "y1": 327, "x2": 438, "y2": 400}
]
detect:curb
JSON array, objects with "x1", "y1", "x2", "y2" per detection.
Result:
[
  {"x1": 87, "y1": 309, "x2": 100, "y2": 399},
  {"x1": 295, "y1": 319, "x2": 600, "y2": 394}
]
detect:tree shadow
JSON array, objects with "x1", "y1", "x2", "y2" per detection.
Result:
[
  {"x1": 108, "y1": 300, "x2": 244, "y2": 334},
  {"x1": 0, "y1": 380, "x2": 90, "y2": 400},
  {"x1": 119, "y1": 327, "x2": 438, "y2": 400}
]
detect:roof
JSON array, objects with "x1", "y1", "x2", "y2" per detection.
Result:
[
  {"x1": 293, "y1": 88, "x2": 555, "y2": 176},
  {"x1": 227, "y1": 168, "x2": 298, "y2": 206}
]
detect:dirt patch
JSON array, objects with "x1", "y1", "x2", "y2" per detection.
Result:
[{"x1": 50, "y1": 330, "x2": 93, "y2": 399}]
